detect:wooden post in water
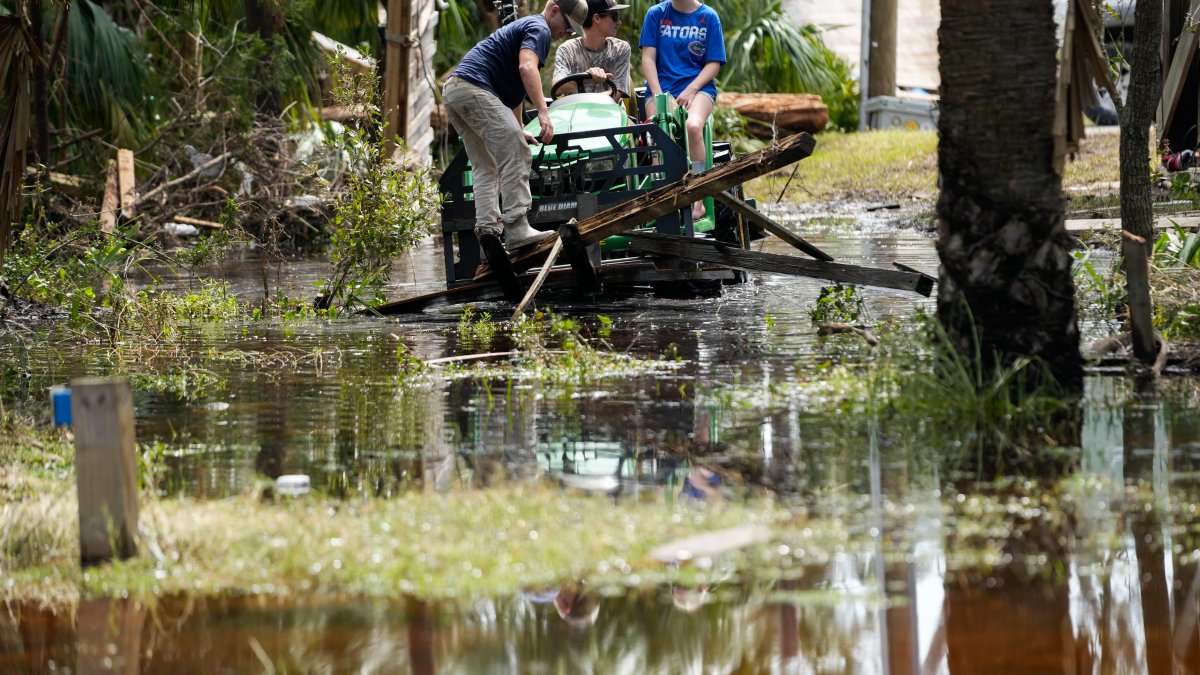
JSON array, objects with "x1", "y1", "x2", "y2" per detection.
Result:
[{"x1": 70, "y1": 377, "x2": 139, "y2": 565}]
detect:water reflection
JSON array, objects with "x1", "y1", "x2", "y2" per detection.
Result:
[{"x1": 7, "y1": 223, "x2": 1200, "y2": 671}]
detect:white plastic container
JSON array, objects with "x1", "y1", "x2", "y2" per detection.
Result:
[
  {"x1": 864, "y1": 96, "x2": 940, "y2": 131},
  {"x1": 275, "y1": 474, "x2": 311, "y2": 496}
]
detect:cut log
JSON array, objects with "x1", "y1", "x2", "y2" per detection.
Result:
[
  {"x1": 719, "y1": 92, "x2": 829, "y2": 136},
  {"x1": 478, "y1": 132, "x2": 817, "y2": 279},
  {"x1": 625, "y1": 231, "x2": 934, "y2": 296}
]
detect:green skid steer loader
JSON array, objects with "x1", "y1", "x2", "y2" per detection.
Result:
[{"x1": 439, "y1": 71, "x2": 759, "y2": 297}]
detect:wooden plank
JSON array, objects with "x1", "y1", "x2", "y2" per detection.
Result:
[
  {"x1": 383, "y1": 0, "x2": 413, "y2": 156},
  {"x1": 512, "y1": 237, "x2": 564, "y2": 319},
  {"x1": 479, "y1": 132, "x2": 817, "y2": 278},
  {"x1": 70, "y1": 377, "x2": 139, "y2": 565},
  {"x1": 711, "y1": 191, "x2": 833, "y2": 261},
  {"x1": 116, "y1": 148, "x2": 136, "y2": 218},
  {"x1": 625, "y1": 231, "x2": 934, "y2": 296},
  {"x1": 368, "y1": 261, "x2": 735, "y2": 315},
  {"x1": 100, "y1": 160, "x2": 118, "y2": 234},
  {"x1": 1158, "y1": 0, "x2": 1200, "y2": 133}
]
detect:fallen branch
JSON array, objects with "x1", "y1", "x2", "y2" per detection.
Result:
[
  {"x1": 424, "y1": 352, "x2": 516, "y2": 366},
  {"x1": 133, "y1": 152, "x2": 232, "y2": 208},
  {"x1": 170, "y1": 215, "x2": 223, "y2": 230},
  {"x1": 423, "y1": 350, "x2": 569, "y2": 367}
]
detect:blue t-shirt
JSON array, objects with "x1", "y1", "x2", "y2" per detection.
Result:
[
  {"x1": 452, "y1": 15, "x2": 551, "y2": 109},
  {"x1": 638, "y1": 2, "x2": 726, "y2": 100}
]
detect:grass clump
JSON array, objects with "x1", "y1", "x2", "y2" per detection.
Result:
[
  {"x1": 749, "y1": 129, "x2": 1119, "y2": 207},
  {"x1": 756, "y1": 130, "x2": 938, "y2": 204}
]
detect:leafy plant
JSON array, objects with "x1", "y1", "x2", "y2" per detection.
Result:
[
  {"x1": 1153, "y1": 221, "x2": 1200, "y2": 267},
  {"x1": 457, "y1": 306, "x2": 498, "y2": 348},
  {"x1": 1071, "y1": 247, "x2": 1124, "y2": 324},
  {"x1": 809, "y1": 284, "x2": 866, "y2": 324},
  {"x1": 318, "y1": 51, "x2": 440, "y2": 314}
]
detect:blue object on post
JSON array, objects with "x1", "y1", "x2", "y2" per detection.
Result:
[{"x1": 51, "y1": 386, "x2": 72, "y2": 426}]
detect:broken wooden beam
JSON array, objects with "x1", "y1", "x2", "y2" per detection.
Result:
[
  {"x1": 369, "y1": 260, "x2": 736, "y2": 315},
  {"x1": 711, "y1": 191, "x2": 833, "y2": 261},
  {"x1": 625, "y1": 231, "x2": 934, "y2": 296},
  {"x1": 479, "y1": 132, "x2": 817, "y2": 279},
  {"x1": 512, "y1": 237, "x2": 563, "y2": 320}
]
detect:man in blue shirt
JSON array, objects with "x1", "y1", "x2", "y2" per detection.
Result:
[
  {"x1": 443, "y1": 1, "x2": 585, "y2": 248},
  {"x1": 639, "y1": 0, "x2": 726, "y2": 220}
]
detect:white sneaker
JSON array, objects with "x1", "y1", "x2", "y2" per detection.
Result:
[{"x1": 505, "y1": 217, "x2": 552, "y2": 249}]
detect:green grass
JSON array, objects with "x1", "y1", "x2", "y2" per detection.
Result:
[
  {"x1": 749, "y1": 128, "x2": 1121, "y2": 206},
  {"x1": 754, "y1": 130, "x2": 939, "y2": 204}
]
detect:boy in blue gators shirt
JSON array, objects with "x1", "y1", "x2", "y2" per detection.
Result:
[{"x1": 638, "y1": 0, "x2": 726, "y2": 221}]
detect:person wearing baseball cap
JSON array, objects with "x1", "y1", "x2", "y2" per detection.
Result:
[
  {"x1": 442, "y1": 2, "x2": 580, "y2": 249},
  {"x1": 552, "y1": 0, "x2": 633, "y2": 102},
  {"x1": 639, "y1": 0, "x2": 727, "y2": 220}
]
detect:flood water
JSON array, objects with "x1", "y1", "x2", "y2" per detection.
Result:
[{"x1": 4, "y1": 205, "x2": 1200, "y2": 673}]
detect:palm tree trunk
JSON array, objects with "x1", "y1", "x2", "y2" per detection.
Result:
[
  {"x1": 28, "y1": 0, "x2": 49, "y2": 167},
  {"x1": 936, "y1": 0, "x2": 1082, "y2": 393}
]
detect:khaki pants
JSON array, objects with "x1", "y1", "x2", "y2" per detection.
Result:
[{"x1": 442, "y1": 77, "x2": 532, "y2": 233}]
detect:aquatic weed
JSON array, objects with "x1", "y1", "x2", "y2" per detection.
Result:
[{"x1": 456, "y1": 307, "x2": 498, "y2": 349}]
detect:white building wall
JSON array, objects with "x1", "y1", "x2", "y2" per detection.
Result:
[{"x1": 783, "y1": 0, "x2": 941, "y2": 94}]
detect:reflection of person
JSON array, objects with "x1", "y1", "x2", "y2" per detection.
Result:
[
  {"x1": 442, "y1": 1, "x2": 584, "y2": 249},
  {"x1": 671, "y1": 583, "x2": 710, "y2": 612},
  {"x1": 639, "y1": 0, "x2": 726, "y2": 219},
  {"x1": 680, "y1": 466, "x2": 722, "y2": 501},
  {"x1": 554, "y1": 581, "x2": 601, "y2": 628},
  {"x1": 551, "y1": 0, "x2": 633, "y2": 102}
]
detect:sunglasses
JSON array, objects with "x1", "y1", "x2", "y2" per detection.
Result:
[{"x1": 597, "y1": 10, "x2": 620, "y2": 20}]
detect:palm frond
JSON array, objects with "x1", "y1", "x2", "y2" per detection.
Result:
[
  {"x1": 435, "y1": 0, "x2": 492, "y2": 75},
  {"x1": 0, "y1": 17, "x2": 34, "y2": 259},
  {"x1": 65, "y1": 0, "x2": 149, "y2": 145},
  {"x1": 308, "y1": 0, "x2": 378, "y2": 49}
]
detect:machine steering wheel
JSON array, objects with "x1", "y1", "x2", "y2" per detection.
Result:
[{"x1": 550, "y1": 72, "x2": 619, "y2": 100}]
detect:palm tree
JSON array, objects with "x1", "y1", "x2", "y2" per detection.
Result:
[
  {"x1": 936, "y1": 0, "x2": 1082, "y2": 393},
  {"x1": 0, "y1": 15, "x2": 34, "y2": 260}
]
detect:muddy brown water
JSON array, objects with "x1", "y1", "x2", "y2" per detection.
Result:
[{"x1": 4, "y1": 207, "x2": 1199, "y2": 673}]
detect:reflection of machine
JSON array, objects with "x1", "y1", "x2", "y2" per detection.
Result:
[
  {"x1": 537, "y1": 439, "x2": 707, "y2": 496},
  {"x1": 438, "y1": 79, "x2": 755, "y2": 296}
]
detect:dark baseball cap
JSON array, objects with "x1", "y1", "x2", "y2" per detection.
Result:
[{"x1": 588, "y1": 0, "x2": 631, "y2": 14}]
